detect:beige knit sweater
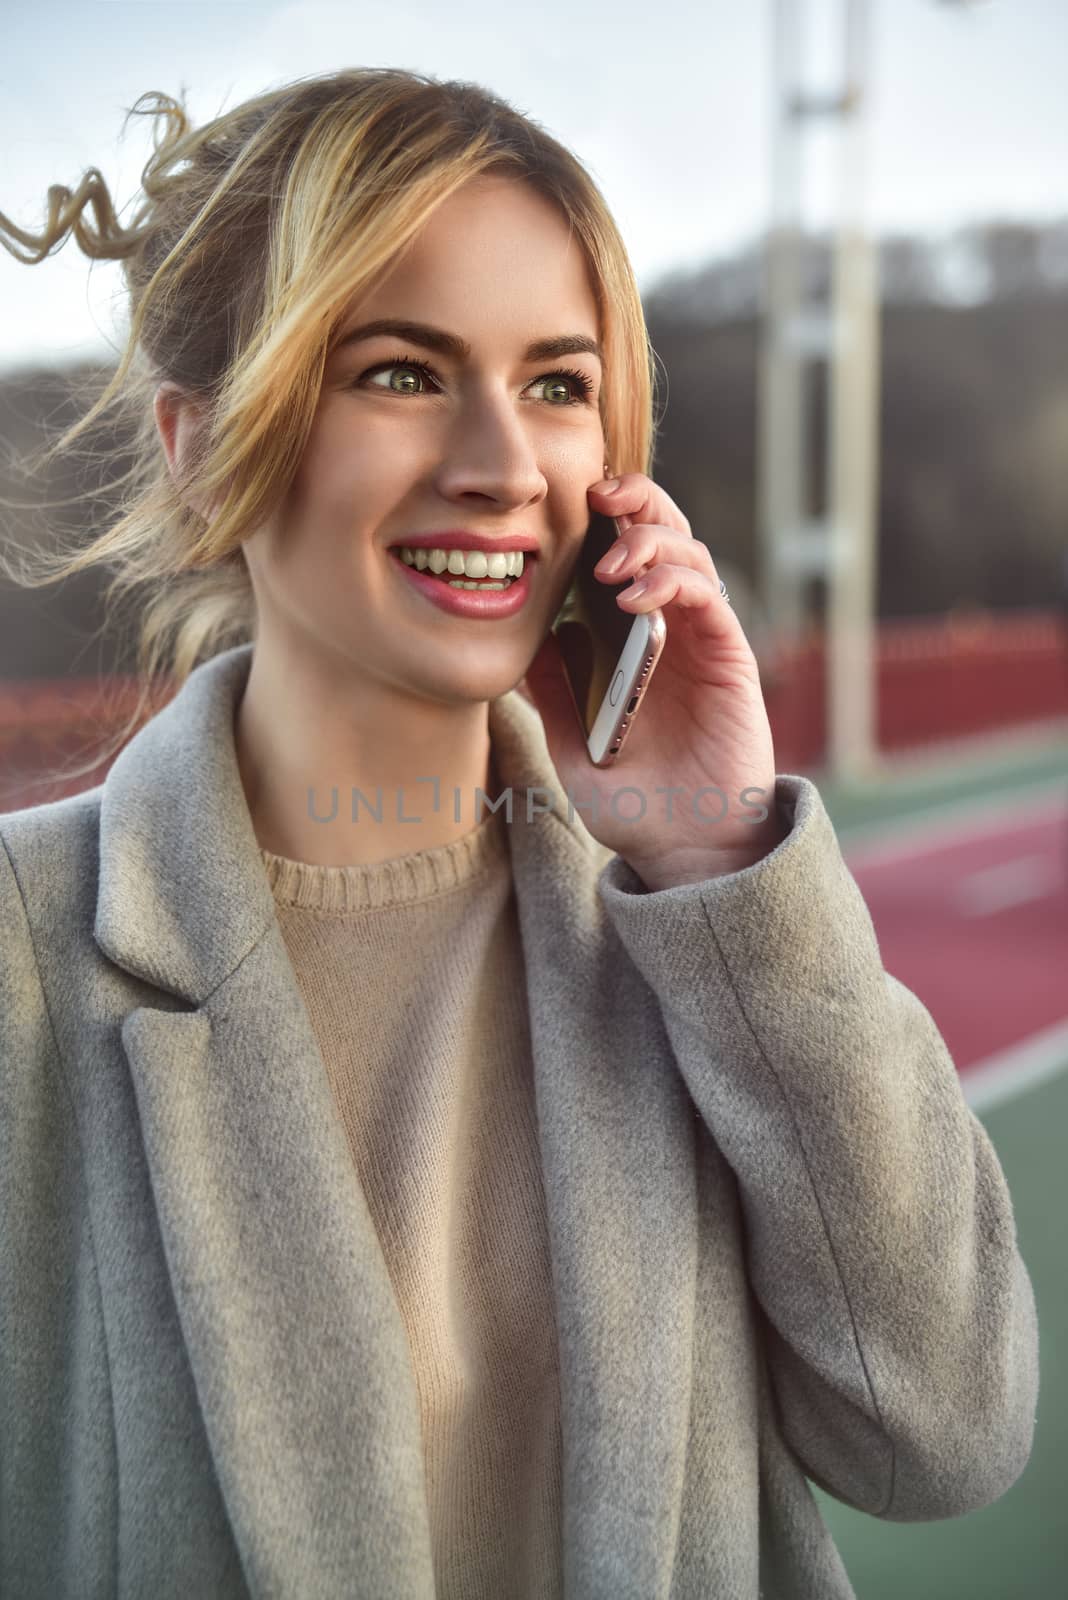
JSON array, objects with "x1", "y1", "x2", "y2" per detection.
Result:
[{"x1": 259, "y1": 804, "x2": 562, "y2": 1600}]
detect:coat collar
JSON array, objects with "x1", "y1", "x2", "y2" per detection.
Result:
[
  {"x1": 94, "y1": 641, "x2": 606, "y2": 1003},
  {"x1": 96, "y1": 643, "x2": 698, "y2": 1598}
]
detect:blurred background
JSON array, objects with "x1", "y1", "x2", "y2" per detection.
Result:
[{"x1": 1, "y1": 1, "x2": 1064, "y2": 1591}]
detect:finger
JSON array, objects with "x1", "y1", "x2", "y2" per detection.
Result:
[
  {"x1": 588, "y1": 474, "x2": 692, "y2": 538},
  {"x1": 595, "y1": 524, "x2": 718, "y2": 583},
  {"x1": 615, "y1": 562, "x2": 738, "y2": 643}
]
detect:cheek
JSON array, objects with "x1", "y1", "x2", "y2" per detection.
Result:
[
  {"x1": 291, "y1": 443, "x2": 356, "y2": 506},
  {"x1": 292, "y1": 411, "x2": 419, "y2": 517}
]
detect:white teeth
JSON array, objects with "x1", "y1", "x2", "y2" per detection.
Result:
[{"x1": 397, "y1": 546, "x2": 525, "y2": 579}]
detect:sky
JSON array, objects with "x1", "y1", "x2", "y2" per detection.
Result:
[{"x1": 0, "y1": 0, "x2": 1065, "y2": 376}]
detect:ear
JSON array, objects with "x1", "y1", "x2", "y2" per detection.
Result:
[{"x1": 153, "y1": 381, "x2": 218, "y2": 522}]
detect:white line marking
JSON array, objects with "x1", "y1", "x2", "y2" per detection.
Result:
[
  {"x1": 954, "y1": 854, "x2": 1062, "y2": 915},
  {"x1": 961, "y1": 1019, "x2": 1068, "y2": 1114}
]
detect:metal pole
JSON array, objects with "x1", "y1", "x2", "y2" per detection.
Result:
[
  {"x1": 757, "y1": 0, "x2": 806, "y2": 650},
  {"x1": 825, "y1": 0, "x2": 882, "y2": 782}
]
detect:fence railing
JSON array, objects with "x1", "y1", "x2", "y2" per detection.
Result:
[{"x1": 764, "y1": 607, "x2": 1068, "y2": 772}]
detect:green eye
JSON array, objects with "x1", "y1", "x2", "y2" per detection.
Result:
[{"x1": 356, "y1": 354, "x2": 597, "y2": 406}]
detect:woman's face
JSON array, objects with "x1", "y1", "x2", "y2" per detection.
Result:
[{"x1": 241, "y1": 174, "x2": 607, "y2": 708}]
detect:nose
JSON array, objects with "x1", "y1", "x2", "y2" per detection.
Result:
[{"x1": 432, "y1": 388, "x2": 547, "y2": 507}]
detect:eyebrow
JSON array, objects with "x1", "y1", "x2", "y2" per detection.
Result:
[{"x1": 331, "y1": 317, "x2": 603, "y2": 366}]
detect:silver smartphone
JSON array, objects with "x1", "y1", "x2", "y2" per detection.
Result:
[{"x1": 550, "y1": 508, "x2": 667, "y2": 767}]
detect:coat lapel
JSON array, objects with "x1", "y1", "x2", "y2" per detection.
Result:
[
  {"x1": 95, "y1": 643, "x2": 699, "y2": 1599},
  {"x1": 495, "y1": 702, "x2": 700, "y2": 1595},
  {"x1": 96, "y1": 645, "x2": 437, "y2": 1595}
]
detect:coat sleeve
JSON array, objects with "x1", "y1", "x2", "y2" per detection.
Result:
[{"x1": 595, "y1": 773, "x2": 1040, "y2": 1523}]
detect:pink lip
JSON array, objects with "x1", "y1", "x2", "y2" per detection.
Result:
[
  {"x1": 390, "y1": 531, "x2": 539, "y2": 555},
  {"x1": 389, "y1": 549, "x2": 535, "y2": 619}
]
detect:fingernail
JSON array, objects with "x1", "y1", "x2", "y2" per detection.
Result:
[
  {"x1": 622, "y1": 578, "x2": 648, "y2": 599},
  {"x1": 597, "y1": 478, "x2": 622, "y2": 494},
  {"x1": 597, "y1": 546, "x2": 627, "y2": 573}
]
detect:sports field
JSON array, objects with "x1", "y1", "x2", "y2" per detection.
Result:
[{"x1": 806, "y1": 724, "x2": 1068, "y2": 1598}]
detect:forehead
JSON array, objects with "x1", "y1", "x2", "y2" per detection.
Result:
[{"x1": 339, "y1": 176, "x2": 601, "y2": 343}]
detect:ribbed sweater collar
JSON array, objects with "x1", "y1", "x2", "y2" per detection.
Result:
[{"x1": 259, "y1": 803, "x2": 509, "y2": 913}]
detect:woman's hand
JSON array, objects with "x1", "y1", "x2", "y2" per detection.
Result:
[{"x1": 521, "y1": 473, "x2": 787, "y2": 891}]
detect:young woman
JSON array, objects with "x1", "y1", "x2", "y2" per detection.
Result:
[{"x1": 0, "y1": 69, "x2": 1038, "y2": 1600}]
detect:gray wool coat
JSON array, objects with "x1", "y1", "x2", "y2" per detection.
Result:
[{"x1": 0, "y1": 642, "x2": 1039, "y2": 1599}]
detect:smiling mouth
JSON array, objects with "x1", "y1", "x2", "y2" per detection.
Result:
[{"x1": 389, "y1": 548, "x2": 534, "y2": 588}]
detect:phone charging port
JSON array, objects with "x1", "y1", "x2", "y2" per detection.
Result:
[{"x1": 626, "y1": 694, "x2": 640, "y2": 714}]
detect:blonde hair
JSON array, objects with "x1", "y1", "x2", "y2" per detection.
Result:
[{"x1": 0, "y1": 67, "x2": 662, "y2": 791}]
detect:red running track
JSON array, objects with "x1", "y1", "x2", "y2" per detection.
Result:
[{"x1": 842, "y1": 794, "x2": 1068, "y2": 1076}]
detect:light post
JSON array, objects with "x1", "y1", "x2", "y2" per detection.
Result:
[{"x1": 758, "y1": 0, "x2": 881, "y2": 785}]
